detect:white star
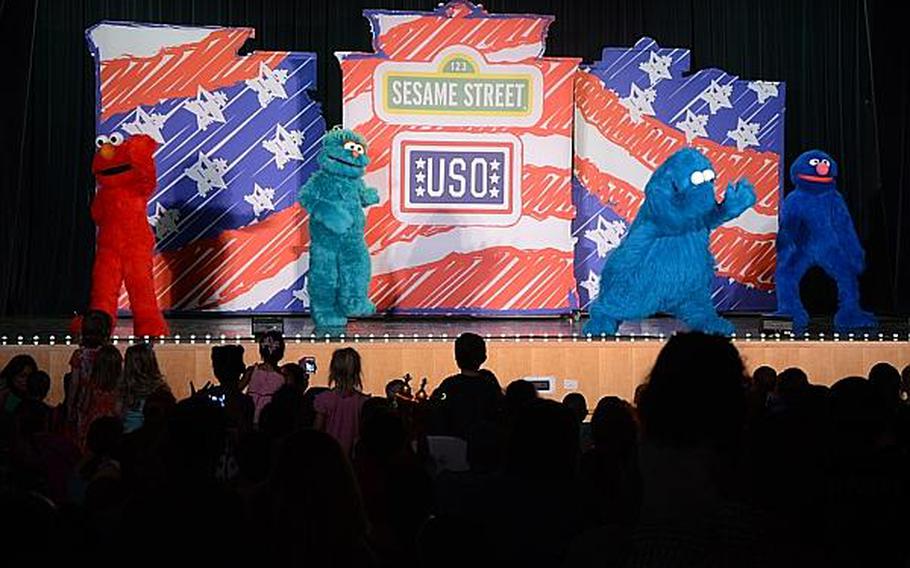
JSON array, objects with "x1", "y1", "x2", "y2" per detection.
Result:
[
  {"x1": 415, "y1": 171, "x2": 426, "y2": 183},
  {"x1": 699, "y1": 80, "x2": 734, "y2": 115},
  {"x1": 489, "y1": 172, "x2": 501, "y2": 185},
  {"x1": 584, "y1": 216, "x2": 627, "y2": 258},
  {"x1": 243, "y1": 183, "x2": 276, "y2": 218},
  {"x1": 122, "y1": 106, "x2": 167, "y2": 144},
  {"x1": 147, "y1": 202, "x2": 180, "y2": 240},
  {"x1": 415, "y1": 157, "x2": 426, "y2": 170},
  {"x1": 489, "y1": 159, "x2": 501, "y2": 171},
  {"x1": 183, "y1": 86, "x2": 228, "y2": 131},
  {"x1": 184, "y1": 152, "x2": 229, "y2": 197},
  {"x1": 675, "y1": 109, "x2": 710, "y2": 144},
  {"x1": 580, "y1": 270, "x2": 601, "y2": 301},
  {"x1": 748, "y1": 81, "x2": 779, "y2": 104},
  {"x1": 620, "y1": 83, "x2": 657, "y2": 124},
  {"x1": 639, "y1": 51, "x2": 673, "y2": 86},
  {"x1": 727, "y1": 117, "x2": 761, "y2": 152},
  {"x1": 292, "y1": 277, "x2": 310, "y2": 308},
  {"x1": 415, "y1": 185, "x2": 426, "y2": 196},
  {"x1": 245, "y1": 62, "x2": 289, "y2": 108},
  {"x1": 262, "y1": 124, "x2": 304, "y2": 170},
  {"x1": 489, "y1": 187, "x2": 500, "y2": 198}
]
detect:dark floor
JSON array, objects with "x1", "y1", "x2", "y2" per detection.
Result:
[{"x1": 1, "y1": 313, "x2": 907, "y2": 342}]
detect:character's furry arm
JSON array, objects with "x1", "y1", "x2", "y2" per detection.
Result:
[
  {"x1": 831, "y1": 193, "x2": 865, "y2": 272},
  {"x1": 298, "y1": 176, "x2": 353, "y2": 234},
  {"x1": 359, "y1": 182, "x2": 380, "y2": 207},
  {"x1": 706, "y1": 179, "x2": 756, "y2": 229},
  {"x1": 129, "y1": 134, "x2": 159, "y2": 198}
]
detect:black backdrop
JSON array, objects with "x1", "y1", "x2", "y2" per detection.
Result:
[{"x1": 1, "y1": 0, "x2": 907, "y2": 317}]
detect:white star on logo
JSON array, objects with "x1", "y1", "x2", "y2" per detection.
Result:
[
  {"x1": 292, "y1": 277, "x2": 310, "y2": 308},
  {"x1": 262, "y1": 124, "x2": 304, "y2": 170},
  {"x1": 747, "y1": 81, "x2": 779, "y2": 104},
  {"x1": 727, "y1": 117, "x2": 761, "y2": 152},
  {"x1": 183, "y1": 86, "x2": 228, "y2": 131},
  {"x1": 489, "y1": 159, "x2": 501, "y2": 171},
  {"x1": 580, "y1": 270, "x2": 601, "y2": 301},
  {"x1": 639, "y1": 51, "x2": 673, "y2": 86},
  {"x1": 245, "y1": 62, "x2": 289, "y2": 109},
  {"x1": 675, "y1": 109, "x2": 710, "y2": 144},
  {"x1": 699, "y1": 80, "x2": 734, "y2": 115},
  {"x1": 489, "y1": 172, "x2": 501, "y2": 185},
  {"x1": 415, "y1": 171, "x2": 426, "y2": 183},
  {"x1": 414, "y1": 157, "x2": 426, "y2": 170},
  {"x1": 584, "y1": 216, "x2": 627, "y2": 258},
  {"x1": 122, "y1": 106, "x2": 167, "y2": 144},
  {"x1": 489, "y1": 187, "x2": 500, "y2": 198},
  {"x1": 243, "y1": 183, "x2": 276, "y2": 218},
  {"x1": 184, "y1": 152, "x2": 229, "y2": 197},
  {"x1": 620, "y1": 83, "x2": 657, "y2": 124},
  {"x1": 147, "y1": 202, "x2": 180, "y2": 240},
  {"x1": 415, "y1": 185, "x2": 426, "y2": 196}
]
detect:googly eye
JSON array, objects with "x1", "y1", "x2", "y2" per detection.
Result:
[
  {"x1": 95, "y1": 135, "x2": 109, "y2": 148},
  {"x1": 354, "y1": 144, "x2": 365, "y2": 154},
  {"x1": 343, "y1": 141, "x2": 356, "y2": 151},
  {"x1": 702, "y1": 169, "x2": 715, "y2": 182},
  {"x1": 809, "y1": 158, "x2": 820, "y2": 166},
  {"x1": 690, "y1": 171, "x2": 705, "y2": 185},
  {"x1": 821, "y1": 159, "x2": 830, "y2": 166},
  {"x1": 108, "y1": 132, "x2": 124, "y2": 146}
]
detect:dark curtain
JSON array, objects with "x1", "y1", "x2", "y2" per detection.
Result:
[{"x1": 0, "y1": 0, "x2": 907, "y2": 316}]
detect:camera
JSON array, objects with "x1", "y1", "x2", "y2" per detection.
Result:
[{"x1": 301, "y1": 356, "x2": 317, "y2": 374}]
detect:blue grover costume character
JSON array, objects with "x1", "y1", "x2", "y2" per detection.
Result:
[
  {"x1": 298, "y1": 128, "x2": 379, "y2": 331},
  {"x1": 775, "y1": 150, "x2": 876, "y2": 333},
  {"x1": 584, "y1": 148, "x2": 755, "y2": 336}
]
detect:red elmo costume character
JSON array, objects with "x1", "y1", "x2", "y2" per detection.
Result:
[{"x1": 81, "y1": 132, "x2": 169, "y2": 337}]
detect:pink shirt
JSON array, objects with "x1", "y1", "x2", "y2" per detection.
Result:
[
  {"x1": 247, "y1": 366, "x2": 285, "y2": 424},
  {"x1": 315, "y1": 389, "x2": 369, "y2": 456}
]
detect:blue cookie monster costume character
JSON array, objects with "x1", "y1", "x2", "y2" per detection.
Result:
[
  {"x1": 775, "y1": 150, "x2": 876, "y2": 333},
  {"x1": 298, "y1": 128, "x2": 380, "y2": 331},
  {"x1": 584, "y1": 148, "x2": 756, "y2": 336}
]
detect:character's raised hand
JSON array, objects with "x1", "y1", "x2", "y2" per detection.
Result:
[
  {"x1": 723, "y1": 178, "x2": 757, "y2": 217},
  {"x1": 361, "y1": 186, "x2": 380, "y2": 207}
]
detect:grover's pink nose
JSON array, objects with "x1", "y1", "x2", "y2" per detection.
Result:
[{"x1": 815, "y1": 162, "x2": 830, "y2": 176}]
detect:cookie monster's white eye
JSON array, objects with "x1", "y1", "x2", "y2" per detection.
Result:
[
  {"x1": 702, "y1": 169, "x2": 715, "y2": 182},
  {"x1": 690, "y1": 171, "x2": 705, "y2": 185},
  {"x1": 809, "y1": 158, "x2": 820, "y2": 166},
  {"x1": 95, "y1": 135, "x2": 109, "y2": 148},
  {"x1": 109, "y1": 132, "x2": 124, "y2": 146},
  {"x1": 343, "y1": 141, "x2": 358, "y2": 152}
]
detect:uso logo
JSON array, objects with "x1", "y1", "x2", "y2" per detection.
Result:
[{"x1": 390, "y1": 131, "x2": 522, "y2": 226}]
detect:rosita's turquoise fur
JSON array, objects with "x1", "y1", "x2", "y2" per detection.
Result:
[
  {"x1": 775, "y1": 150, "x2": 876, "y2": 333},
  {"x1": 584, "y1": 148, "x2": 756, "y2": 336},
  {"x1": 298, "y1": 128, "x2": 379, "y2": 332}
]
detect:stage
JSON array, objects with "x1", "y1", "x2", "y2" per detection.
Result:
[{"x1": 2, "y1": 315, "x2": 908, "y2": 406}]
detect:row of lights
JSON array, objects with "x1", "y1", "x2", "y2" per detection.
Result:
[{"x1": 1, "y1": 331, "x2": 908, "y2": 346}]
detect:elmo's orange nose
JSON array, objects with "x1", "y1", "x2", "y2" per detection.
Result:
[
  {"x1": 815, "y1": 162, "x2": 830, "y2": 176},
  {"x1": 99, "y1": 143, "x2": 115, "y2": 160}
]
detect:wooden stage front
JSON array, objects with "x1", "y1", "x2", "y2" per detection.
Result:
[{"x1": 2, "y1": 316, "x2": 908, "y2": 405}]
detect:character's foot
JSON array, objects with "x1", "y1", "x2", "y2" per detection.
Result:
[
  {"x1": 135, "y1": 317, "x2": 170, "y2": 338},
  {"x1": 312, "y1": 312, "x2": 348, "y2": 333},
  {"x1": 691, "y1": 317, "x2": 735, "y2": 336},
  {"x1": 341, "y1": 297, "x2": 376, "y2": 318},
  {"x1": 834, "y1": 307, "x2": 877, "y2": 332},
  {"x1": 583, "y1": 317, "x2": 619, "y2": 336}
]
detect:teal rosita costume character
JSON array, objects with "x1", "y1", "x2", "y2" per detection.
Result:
[
  {"x1": 584, "y1": 148, "x2": 755, "y2": 336},
  {"x1": 775, "y1": 150, "x2": 876, "y2": 333},
  {"x1": 298, "y1": 128, "x2": 379, "y2": 331}
]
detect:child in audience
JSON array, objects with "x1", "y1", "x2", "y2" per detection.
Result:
[
  {"x1": 122, "y1": 343, "x2": 169, "y2": 433},
  {"x1": 75, "y1": 345, "x2": 124, "y2": 450},
  {"x1": 314, "y1": 347, "x2": 369, "y2": 456},
  {"x1": 65, "y1": 310, "x2": 112, "y2": 434},
  {"x1": 240, "y1": 331, "x2": 286, "y2": 424}
]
